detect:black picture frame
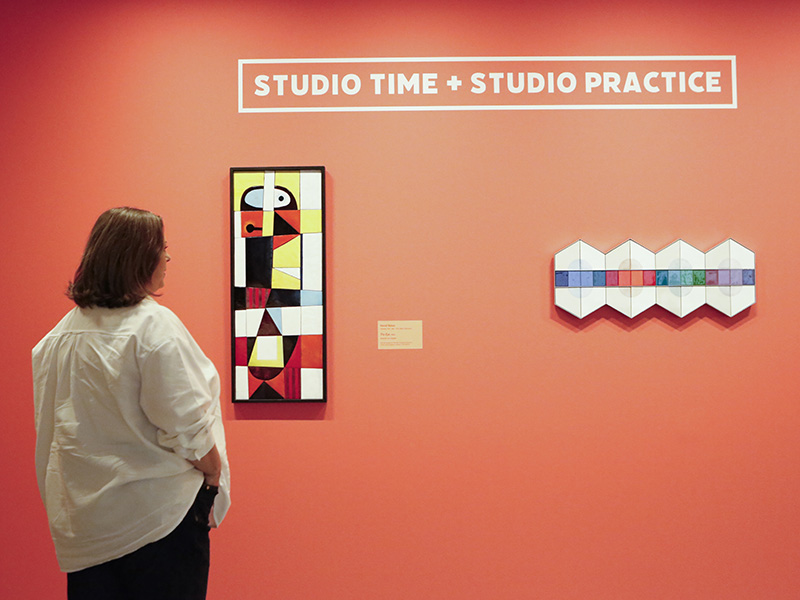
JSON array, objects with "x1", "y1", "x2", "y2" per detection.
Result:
[{"x1": 230, "y1": 166, "x2": 327, "y2": 402}]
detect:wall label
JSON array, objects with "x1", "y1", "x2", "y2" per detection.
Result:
[
  {"x1": 378, "y1": 321, "x2": 423, "y2": 350},
  {"x1": 239, "y1": 56, "x2": 736, "y2": 113}
]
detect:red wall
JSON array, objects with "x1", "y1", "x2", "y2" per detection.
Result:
[{"x1": 3, "y1": 1, "x2": 800, "y2": 598}]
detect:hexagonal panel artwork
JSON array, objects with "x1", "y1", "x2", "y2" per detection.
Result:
[
  {"x1": 655, "y1": 240, "x2": 706, "y2": 317},
  {"x1": 605, "y1": 240, "x2": 656, "y2": 318},
  {"x1": 554, "y1": 239, "x2": 755, "y2": 318},
  {"x1": 554, "y1": 240, "x2": 606, "y2": 319},
  {"x1": 231, "y1": 167, "x2": 326, "y2": 402},
  {"x1": 705, "y1": 239, "x2": 756, "y2": 317}
]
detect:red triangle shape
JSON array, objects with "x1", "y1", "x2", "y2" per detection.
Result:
[
  {"x1": 277, "y1": 210, "x2": 301, "y2": 231},
  {"x1": 267, "y1": 370, "x2": 285, "y2": 396},
  {"x1": 273, "y1": 234, "x2": 299, "y2": 249}
]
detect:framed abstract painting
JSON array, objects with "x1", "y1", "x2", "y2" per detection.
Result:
[{"x1": 230, "y1": 166, "x2": 326, "y2": 402}]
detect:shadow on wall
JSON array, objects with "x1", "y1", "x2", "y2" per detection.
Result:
[{"x1": 233, "y1": 402, "x2": 328, "y2": 421}]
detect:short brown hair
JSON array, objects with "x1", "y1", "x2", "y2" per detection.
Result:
[{"x1": 67, "y1": 207, "x2": 164, "y2": 308}]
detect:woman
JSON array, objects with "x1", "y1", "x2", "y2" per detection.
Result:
[{"x1": 32, "y1": 207, "x2": 231, "y2": 600}]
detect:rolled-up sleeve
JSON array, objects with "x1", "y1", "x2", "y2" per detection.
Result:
[{"x1": 139, "y1": 336, "x2": 216, "y2": 461}]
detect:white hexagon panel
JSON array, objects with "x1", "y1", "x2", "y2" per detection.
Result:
[
  {"x1": 605, "y1": 240, "x2": 656, "y2": 318},
  {"x1": 554, "y1": 240, "x2": 606, "y2": 318},
  {"x1": 655, "y1": 240, "x2": 706, "y2": 317},
  {"x1": 705, "y1": 239, "x2": 756, "y2": 317}
]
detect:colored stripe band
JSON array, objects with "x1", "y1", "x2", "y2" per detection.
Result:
[{"x1": 554, "y1": 269, "x2": 755, "y2": 288}]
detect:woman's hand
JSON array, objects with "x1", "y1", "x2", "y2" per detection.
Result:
[{"x1": 189, "y1": 444, "x2": 221, "y2": 487}]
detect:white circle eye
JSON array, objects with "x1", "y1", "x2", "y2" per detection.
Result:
[{"x1": 274, "y1": 189, "x2": 291, "y2": 208}]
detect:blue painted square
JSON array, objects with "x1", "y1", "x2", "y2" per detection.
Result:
[
  {"x1": 568, "y1": 271, "x2": 581, "y2": 287},
  {"x1": 593, "y1": 271, "x2": 606, "y2": 286},
  {"x1": 668, "y1": 270, "x2": 681, "y2": 286},
  {"x1": 743, "y1": 269, "x2": 755, "y2": 285},
  {"x1": 555, "y1": 271, "x2": 569, "y2": 287},
  {"x1": 301, "y1": 291, "x2": 324, "y2": 305},
  {"x1": 580, "y1": 271, "x2": 593, "y2": 287},
  {"x1": 656, "y1": 270, "x2": 669, "y2": 286}
]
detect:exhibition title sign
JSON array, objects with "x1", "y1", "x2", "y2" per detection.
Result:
[{"x1": 238, "y1": 56, "x2": 737, "y2": 113}]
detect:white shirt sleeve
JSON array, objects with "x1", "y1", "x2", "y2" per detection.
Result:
[{"x1": 139, "y1": 334, "x2": 217, "y2": 461}]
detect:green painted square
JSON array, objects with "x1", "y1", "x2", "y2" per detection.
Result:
[
  {"x1": 680, "y1": 270, "x2": 693, "y2": 286},
  {"x1": 692, "y1": 270, "x2": 705, "y2": 285}
]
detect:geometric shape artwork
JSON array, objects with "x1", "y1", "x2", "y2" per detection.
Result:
[
  {"x1": 604, "y1": 239, "x2": 656, "y2": 318},
  {"x1": 553, "y1": 240, "x2": 606, "y2": 318},
  {"x1": 704, "y1": 238, "x2": 756, "y2": 317},
  {"x1": 655, "y1": 240, "x2": 706, "y2": 317},
  {"x1": 231, "y1": 166, "x2": 326, "y2": 401},
  {"x1": 554, "y1": 239, "x2": 755, "y2": 319}
]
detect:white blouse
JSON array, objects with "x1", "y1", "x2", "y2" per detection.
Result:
[{"x1": 32, "y1": 297, "x2": 230, "y2": 572}]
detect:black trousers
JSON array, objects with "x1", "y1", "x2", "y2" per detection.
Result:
[{"x1": 67, "y1": 484, "x2": 218, "y2": 600}]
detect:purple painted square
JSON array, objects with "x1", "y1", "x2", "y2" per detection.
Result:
[{"x1": 718, "y1": 269, "x2": 731, "y2": 285}]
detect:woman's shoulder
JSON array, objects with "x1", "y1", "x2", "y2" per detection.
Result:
[
  {"x1": 32, "y1": 307, "x2": 81, "y2": 354},
  {"x1": 130, "y1": 298, "x2": 190, "y2": 346},
  {"x1": 136, "y1": 296, "x2": 180, "y2": 320}
]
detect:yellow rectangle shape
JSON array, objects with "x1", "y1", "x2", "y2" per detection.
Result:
[{"x1": 300, "y1": 209, "x2": 323, "y2": 233}]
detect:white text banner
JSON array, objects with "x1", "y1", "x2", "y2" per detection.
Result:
[{"x1": 239, "y1": 56, "x2": 737, "y2": 113}]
